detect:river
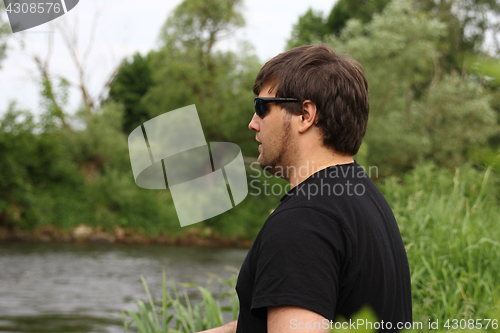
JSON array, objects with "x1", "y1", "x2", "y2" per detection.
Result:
[{"x1": 0, "y1": 242, "x2": 248, "y2": 333}]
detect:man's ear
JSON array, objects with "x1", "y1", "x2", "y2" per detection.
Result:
[{"x1": 297, "y1": 100, "x2": 317, "y2": 134}]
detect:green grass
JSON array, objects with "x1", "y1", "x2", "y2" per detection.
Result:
[
  {"x1": 123, "y1": 270, "x2": 238, "y2": 333},
  {"x1": 379, "y1": 164, "x2": 500, "y2": 327}
]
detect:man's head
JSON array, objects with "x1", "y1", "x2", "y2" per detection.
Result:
[{"x1": 249, "y1": 44, "x2": 369, "y2": 174}]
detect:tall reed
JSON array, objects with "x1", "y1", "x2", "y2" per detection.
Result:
[{"x1": 123, "y1": 270, "x2": 238, "y2": 333}]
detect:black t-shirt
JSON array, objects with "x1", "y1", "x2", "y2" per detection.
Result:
[{"x1": 235, "y1": 161, "x2": 412, "y2": 332}]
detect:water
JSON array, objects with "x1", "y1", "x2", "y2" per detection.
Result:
[{"x1": 0, "y1": 242, "x2": 248, "y2": 333}]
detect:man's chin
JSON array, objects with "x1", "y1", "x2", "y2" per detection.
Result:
[
  {"x1": 257, "y1": 158, "x2": 282, "y2": 178},
  {"x1": 257, "y1": 154, "x2": 272, "y2": 170},
  {"x1": 257, "y1": 154, "x2": 263, "y2": 166}
]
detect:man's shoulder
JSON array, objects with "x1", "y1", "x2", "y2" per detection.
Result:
[
  {"x1": 276, "y1": 162, "x2": 392, "y2": 225},
  {"x1": 279, "y1": 162, "x2": 379, "y2": 203},
  {"x1": 258, "y1": 205, "x2": 354, "y2": 250},
  {"x1": 266, "y1": 205, "x2": 341, "y2": 230}
]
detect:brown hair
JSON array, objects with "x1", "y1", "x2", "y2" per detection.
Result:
[{"x1": 253, "y1": 44, "x2": 369, "y2": 156}]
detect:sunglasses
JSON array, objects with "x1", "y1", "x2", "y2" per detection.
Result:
[{"x1": 254, "y1": 97, "x2": 300, "y2": 117}]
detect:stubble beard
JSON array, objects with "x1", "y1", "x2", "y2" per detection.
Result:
[{"x1": 258, "y1": 118, "x2": 294, "y2": 178}]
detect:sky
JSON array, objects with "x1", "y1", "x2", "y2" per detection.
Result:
[{"x1": 0, "y1": 0, "x2": 336, "y2": 116}]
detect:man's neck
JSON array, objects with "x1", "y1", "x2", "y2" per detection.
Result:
[{"x1": 286, "y1": 152, "x2": 354, "y2": 189}]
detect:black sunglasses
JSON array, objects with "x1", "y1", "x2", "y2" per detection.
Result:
[{"x1": 254, "y1": 97, "x2": 300, "y2": 117}]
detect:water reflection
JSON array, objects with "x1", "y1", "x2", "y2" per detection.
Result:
[{"x1": 0, "y1": 242, "x2": 247, "y2": 333}]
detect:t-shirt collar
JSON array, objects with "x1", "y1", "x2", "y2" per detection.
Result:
[{"x1": 279, "y1": 160, "x2": 358, "y2": 203}]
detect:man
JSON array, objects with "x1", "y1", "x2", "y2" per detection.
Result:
[{"x1": 201, "y1": 44, "x2": 412, "y2": 333}]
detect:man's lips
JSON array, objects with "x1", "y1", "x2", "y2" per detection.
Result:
[{"x1": 256, "y1": 138, "x2": 262, "y2": 152}]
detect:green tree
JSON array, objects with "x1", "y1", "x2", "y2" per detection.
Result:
[
  {"x1": 107, "y1": 53, "x2": 153, "y2": 134},
  {"x1": 326, "y1": 0, "x2": 498, "y2": 174},
  {"x1": 288, "y1": 0, "x2": 500, "y2": 73},
  {"x1": 414, "y1": 0, "x2": 500, "y2": 72},
  {"x1": 413, "y1": 74, "x2": 498, "y2": 166},
  {"x1": 143, "y1": 0, "x2": 260, "y2": 157},
  {"x1": 159, "y1": 0, "x2": 244, "y2": 55},
  {"x1": 326, "y1": 0, "x2": 391, "y2": 35},
  {"x1": 461, "y1": 55, "x2": 500, "y2": 168},
  {"x1": 286, "y1": 0, "x2": 391, "y2": 48},
  {"x1": 287, "y1": 8, "x2": 329, "y2": 49},
  {"x1": 0, "y1": 2, "x2": 11, "y2": 67},
  {"x1": 327, "y1": 0, "x2": 445, "y2": 118},
  {"x1": 0, "y1": 104, "x2": 87, "y2": 230}
]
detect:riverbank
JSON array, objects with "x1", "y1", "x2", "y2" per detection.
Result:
[
  {"x1": 0, "y1": 224, "x2": 253, "y2": 248},
  {"x1": 0, "y1": 242, "x2": 247, "y2": 333}
]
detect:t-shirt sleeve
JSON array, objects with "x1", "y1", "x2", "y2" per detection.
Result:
[{"x1": 250, "y1": 207, "x2": 349, "y2": 321}]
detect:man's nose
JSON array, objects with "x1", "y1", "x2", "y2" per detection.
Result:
[{"x1": 248, "y1": 113, "x2": 260, "y2": 132}]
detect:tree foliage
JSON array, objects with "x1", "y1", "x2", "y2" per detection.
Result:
[
  {"x1": 414, "y1": 0, "x2": 500, "y2": 70},
  {"x1": 326, "y1": 0, "x2": 499, "y2": 174},
  {"x1": 108, "y1": 53, "x2": 153, "y2": 134},
  {"x1": 287, "y1": 0, "x2": 391, "y2": 48},
  {"x1": 0, "y1": 0, "x2": 262, "y2": 234},
  {"x1": 287, "y1": 8, "x2": 330, "y2": 49},
  {"x1": 327, "y1": 0, "x2": 446, "y2": 116},
  {"x1": 288, "y1": 0, "x2": 500, "y2": 72},
  {"x1": 0, "y1": 2, "x2": 10, "y2": 67},
  {"x1": 326, "y1": 0, "x2": 391, "y2": 36},
  {"x1": 0, "y1": 104, "x2": 84, "y2": 230},
  {"x1": 2, "y1": 0, "x2": 499, "y2": 238},
  {"x1": 159, "y1": 0, "x2": 244, "y2": 55},
  {"x1": 142, "y1": 0, "x2": 260, "y2": 156},
  {"x1": 413, "y1": 74, "x2": 497, "y2": 166}
]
